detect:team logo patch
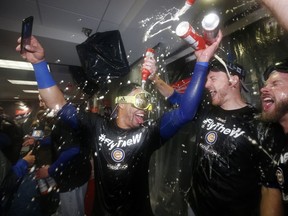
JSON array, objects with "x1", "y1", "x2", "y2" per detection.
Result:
[
  {"x1": 205, "y1": 131, "x2": 217, "y2": 145},
  {"x1": 111, "y1": 148, "x2": 125, "y2": 162},
  {"x1": 276, "y1": 167, "x2": 284, "y2": 186}
]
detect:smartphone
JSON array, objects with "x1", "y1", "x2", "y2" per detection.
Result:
[
  {"x1": 31, "y1": 129, "x2": 44, "y2": 140},
  {"x1": 20, "y1": 16, "x2": 34, "y2": 54}
]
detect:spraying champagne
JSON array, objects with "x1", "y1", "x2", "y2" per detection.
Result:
[
  {"x1": 141, "y1": 48, "x2": 155, "y2": 89},
  {"x1": 175, "y1": 0, "x2": 196, "y2": 18}
]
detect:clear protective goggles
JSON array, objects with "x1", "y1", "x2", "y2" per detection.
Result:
[{"x1": 115, "y1": 92, "x2": 152, "y2": 111}]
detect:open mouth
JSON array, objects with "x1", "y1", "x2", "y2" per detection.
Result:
[
  {"x1": 262, "y1": 97, "x2": 274, "y2": 112},
  {"x1": 135, "y1": 113, "x2": 145, "y2": 124},
  {"x1": 209, "y1": 90, "x2": 216, "y2": 99}
]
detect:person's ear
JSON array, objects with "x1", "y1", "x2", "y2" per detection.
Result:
[
  {"x1": 229, "y1": 75, "x2": 239, "y2": 86},
  {"x1": 118, "y1": 103, "x2": 125, "y2": 109}
]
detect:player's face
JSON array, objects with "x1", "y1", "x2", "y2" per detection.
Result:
[
  {"x1": 38, "y1": 95, "x2": 47, "y2": 109},
  {"x1": 205, "y1": 71, "x2": 231, "y2": 107},
  {"x1": 121, "y1": 88, "x2": 147, "y2": 129},
  {"x1": 260, "y1": 71, "x2": 288, "y2": 122}
]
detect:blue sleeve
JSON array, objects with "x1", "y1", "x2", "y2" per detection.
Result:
[
  {"x1": 58, "y1": 103, "x2": 79, "y2": 129},
  {"x1": 48, "y1": 147, "x2": 80, "y2": 176},
  {"x1": 167, "y1": 90, "x2": 182, "y2": 105},
  {"x1": 39, "y1": 136, "x2": 52, "y2": 146},
  {"x1": 160, "y1": 62, "x2": 208, "y2": 140},
  {"x1": 12, "y1": 159, "x2": 28, "y2": 178}
]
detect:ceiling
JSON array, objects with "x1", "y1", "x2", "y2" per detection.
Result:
[{"x1": 0, "y1": 0, "x2": 269, "y2": 102}]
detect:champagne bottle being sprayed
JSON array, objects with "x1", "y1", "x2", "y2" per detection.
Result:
[
  {"x1": 175, "y1": 0, "x2": 196, "y2": 18},
  {"x1": 141, "y1": 48, "x2": 155, "y2": 89}
]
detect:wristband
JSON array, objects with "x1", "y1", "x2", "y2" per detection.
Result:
[
  {"x1": 33, "y1": 61, "x2": 56, "y2": 89},
  {"x1": 197, "y1": 62, "x2": 209, "y2": 67}
]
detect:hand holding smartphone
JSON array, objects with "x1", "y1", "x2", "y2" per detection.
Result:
[{"x1": 20, "y1": 16, "x2": 34, "y2": 54}]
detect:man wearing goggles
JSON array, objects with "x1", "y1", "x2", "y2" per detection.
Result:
[
  {"x1": 16, "y1": 31, "x2": 222, "y2": 216},
  {"x1": 115, "y1": 90, "x2": 152, "y2": 111},
  {"x1": 260, "y1": 58, "x2": 288, "y2": 214}
]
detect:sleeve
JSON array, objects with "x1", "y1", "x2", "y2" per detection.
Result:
[
  {"x1": 11, "y1": 159, "x2": 28, "y2": 178},
  {"x1": 48, "y1": 147, "x2": 80, "y2": 176},
  {"x1": 167, "y1": 90, "x2": 182, "y2": 105},
  {"x1": 39, "y1": 136, "x2": 52, "y2": 146},
  {"x1": 57, "y1": 103, "x2": 80, "y2": 129},
  {"x1": 257, "y1": 123, "x2": 283, "y2": 189},
  {"x1": 160, "y1": 62, "x2": 208, "y2": 140}
]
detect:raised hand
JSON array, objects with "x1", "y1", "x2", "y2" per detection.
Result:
[
  {"x1": 23, "y1": 150, "x2": 35, "y2": 166},
  {"x1": 16, "y1": 35, "x2": 45, "y2": 64},
  {"x1": 195, "y1": 30, "x2": 223, "y2": 62}
]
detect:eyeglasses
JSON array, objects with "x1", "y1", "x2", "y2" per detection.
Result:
[
  {"x1": 263, "y1": 59, "x2": 288, "y2": 80},
  {"x1": 115, "y1": 92, "x2": 152, "y2": 111}
]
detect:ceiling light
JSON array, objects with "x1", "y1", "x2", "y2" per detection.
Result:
[
  {"x1": 23, "y1": 90, "x2": 39, "y2": 94},
  {"x1": 0, "y1": 59, "x2": 33, "y2": 71},
  {"x1": 8, "y1": 79, "x2": 37, "y2": 85}
]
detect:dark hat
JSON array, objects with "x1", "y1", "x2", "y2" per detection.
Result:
[
  {"x1": 209, "y1": 58, "x2": 249, "y2": 92},
  {"x1": 263, "y1": 58, "x2": 288, "y2": 81}
]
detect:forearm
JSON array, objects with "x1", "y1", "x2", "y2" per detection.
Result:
[
  {"x1": 48, "y1": 147, "x2": 80, "y2": 176},
  {"x1": 178, "y1": 62, "x2": 208, "y2": 119},
  {"x1": 152, "y1": 75, "x2": 174, "y2": 98},
  {"x1": 260, "y1": 186, "x2": 284, "y2": 216},
  {"x1": 33, "y1": 61, "x2": 66, "y2": 110},
  {"x1": 12, "y1": 159, "x2": 28, "y2": 178},
  {"x1": 261, "y1": 0, "x2": 288, "y2": 31},
  {"x1": 160, "y1": 62, "x2": 207, "y2": 139}
]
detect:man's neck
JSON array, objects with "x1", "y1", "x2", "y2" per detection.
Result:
[
  {"x1": 220, "y1": 97, "x2": 247, "y2": 110},
  {"x1": 279, "y1": 113, "x2": 288, "y2": 134}
]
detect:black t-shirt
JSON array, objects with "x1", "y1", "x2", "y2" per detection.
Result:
[
  {"x1": 262, "y1": 129, "x2": 288, "y2": 213},
  {"x1": 77, "y1": 110, "x2": 163, "y2": 216},
  {"x1": 187, "y1": 105, "x2": 275, "y2": 216}
]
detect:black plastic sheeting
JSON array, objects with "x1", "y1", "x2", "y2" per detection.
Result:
[
  {"x1": 76, "y1": 30, "x2": 130, "y2": 85},
  {"x1": 69, "y1": 65, "x2": 99, "y2": 96}
]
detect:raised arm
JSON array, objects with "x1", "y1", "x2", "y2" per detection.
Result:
[
  {"x1": 16, "y1": 36, "x2": 66, "y2": 110},
  {"x1": 160, "y1": 30, "x2": 222, "y2": 140},
  {"x1": 260, "y1": 0, "x2": 288, "y2": 32},
  {"x1": 144, "y1": 57, "x2": 175, "y2": 98}
]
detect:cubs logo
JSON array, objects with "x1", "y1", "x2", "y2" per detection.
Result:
[
  {"x1": 205, "y1": 131, "x2": 217, "y2": 145},
  {"x1": 276, "y1": 167, "x2": 284, "y2": 186},
  {"x1": 111, "y1": 148, "x2": 125, "y2": 162}
]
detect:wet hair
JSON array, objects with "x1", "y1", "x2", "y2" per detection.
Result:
[
  {"x1": 116, "y1": 83, "x2": 141, "y2": 97},
  {"x1": 263, "y1": 58, "x2": 288, "y2": 81},
  {"x1": 209, "y1": 58, "x2": 246, "y2": 81}
]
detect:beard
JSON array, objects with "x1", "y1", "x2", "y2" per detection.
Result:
[
  {"x1": 211, "y1": 88, "x2": 228, "y2": 107},
  {"x1": 261, "y1": 98, "x2": 288, "y2": 122}
]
